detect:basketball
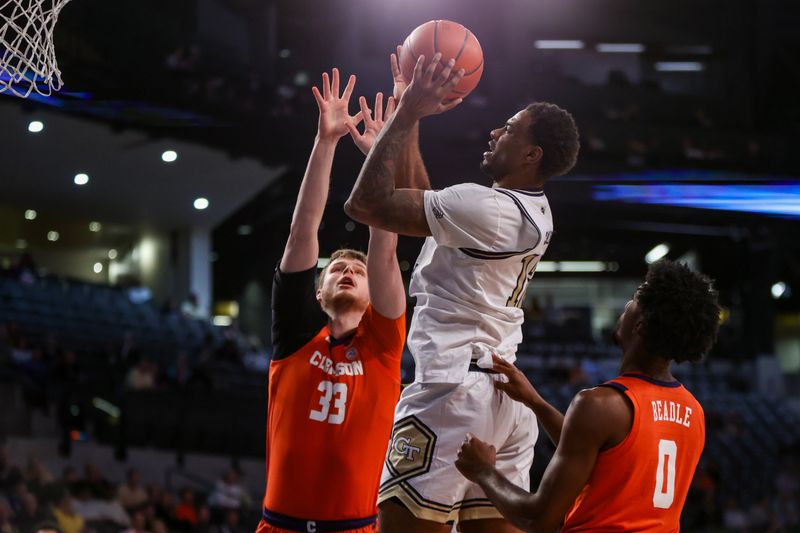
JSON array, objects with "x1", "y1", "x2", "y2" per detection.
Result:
[{"x1": 399, "y1": 20, "x2": 484, "y2": 100}]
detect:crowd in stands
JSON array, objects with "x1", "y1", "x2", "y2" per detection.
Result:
[
  {"x1": 0, "y1": 440, "x2": 256, "y2": 533},
  {"x1": 2, "y1": 261, "x2": 799, "y2": 531}
]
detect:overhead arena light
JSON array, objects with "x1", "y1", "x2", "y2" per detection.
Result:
[
  {"x1": 161, "y1": 150, "x2": 178, "y2": 163},
  {"x1": 317, "y1": 257, "x2": 330, "y2": 268},
  {"x1": 89, "y1": 221, "x2": 102, "y2": 232},
  {"x1": 655, "y1": 62, "x2": 705, "y2": 72},
  {"x1": 24, "y1": 209, "x2": 37, "y2": 220},
  {"x1": 213, "y1": 315, "x2": 233, "y2": 327},
  {"x1": 596, "y1": 43, "x2": 645, "y2": 53},
  {"x1": 771, "y1": 282, "x2": 788, "y2": 299},
  {"x1": 73, "y1": 173, "x2": 89, "y2": 185},
  {"x1": 537, "y1": 261, "x2": 617, "y2": 273},
  {"x1": 27, "y1": 120, "x2": 44, "y2": 133},
  {"x1": 534, "y1": 40, "x2": 584, "y2": 50},
  {"x1": 645, "y1": 243, "x2": 670, "y2": 264},
  {"x1": 193, "y1": 197, "x2": 209, "y2": 210}
]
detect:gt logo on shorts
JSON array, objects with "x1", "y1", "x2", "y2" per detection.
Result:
[
  {"x1": 382, "y1": 415, "x2": 437, "y2": 490},
  {"x1": 392, "y1": 436, "x2": 421, "y2": 461}
]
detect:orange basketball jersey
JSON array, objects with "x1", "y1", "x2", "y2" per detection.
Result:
[
  {"x1": 563, "y1": 373, "x2": 705, "y2": 532},
  {"x1": 263, "y1": 267, "x2": 404, "y2": 525}
]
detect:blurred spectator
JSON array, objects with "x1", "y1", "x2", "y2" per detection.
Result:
[
  {"x1": 14, "y1": 253, "x2": 37, "y2": 285},
  {"x1": 51, "y1": 493, "x2": 84, "y2": 533},
  {"x1": 82, "y1": 464, "x2": 111, "y2": 499},
  {"x1": 181, "y1": 293, "x2": 206, "y2": 320},
  {"x1": 207, "y1": 470, "x2": 248, "y2": 511},
  {"x1": 121, "y1": 509, "x2": 148, "y2": 533},
  {"x1": 211, "y1": 509, "x2": 245, "y2": 533},
  {"x1": 722, "y1": 498, "x2": 749, "y2": 530},
  {"x1": 15, "y1": 490, "x2": 45, "y2": 533},
  {"x1": 193, "y1": 504, "x2": 211, "y2": 533},
  {"x1": 117, "y1": 469, "x2": 148, "y2": 512},
  {"x1": 24, "y1": 457, "x2": 53, "y2": 497},
  {"x1": 0, "y1": 497, "x2": 17, "y2": 533},
  {"x1": 167, "y1": 352, "x2": 193, "y2": 387},
  {"x1": 10, "y1": 338, "x2": 33, "y2": 364},
  {"x1": 70, "y1": 483, "x2": 130, "y2": 528},
  {"x1": 174, "y1": 488, "x2": 197, "y2": 525},
  {"x1": 126, "y1": 357, "x2": 158, "y2": 391}
]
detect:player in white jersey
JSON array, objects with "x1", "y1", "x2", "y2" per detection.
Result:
[{"x1": 345, "y1": 52, "x2": 580, "y2": 532}]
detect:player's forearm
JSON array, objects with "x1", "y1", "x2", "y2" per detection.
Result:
[
  {"x1": 527, "y1": 397, "x2": 565, "y2": 446},
  {"x1": 289, "y1": 136, "x2": 338, "y2": 239},
  {"x1": 473, "y1": 468, "x2": 543, "y2": 532},
  {"x1": 345, "y1": 106, "x2": 416, "y2": 224},
  {"x1": 406, "y1": 122, "x2": 432, "y2": 190}
]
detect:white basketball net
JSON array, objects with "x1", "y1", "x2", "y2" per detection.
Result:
[{"x1": 0, "y1": 0, "x2": 72, "y2": 98}]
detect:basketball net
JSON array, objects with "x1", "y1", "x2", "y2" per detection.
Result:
[{"x1": 0, "y1": 0, "x2": 72, "y2": 98}]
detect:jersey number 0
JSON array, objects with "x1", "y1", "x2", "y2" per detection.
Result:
[{"x1": 653, "y1": 439, "x2": 677, "y2": 509}]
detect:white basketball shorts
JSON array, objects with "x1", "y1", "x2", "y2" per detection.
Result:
[{"x1": 377, "y1": 370, "x2": 538, "y2": 523}]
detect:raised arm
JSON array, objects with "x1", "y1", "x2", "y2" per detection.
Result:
[
  {"x1": 344, "y1": 54, "x2": 464, "y2": 237},
  {"x1": 455, "y1": 387, "x2": 633, "y2": 532},
  {"x1": 347, "y1": 92, "x2": 406, "y2": 319},
  {"x1": 279, "y1": 69, "x2": 361, "y2": 273},
  {"x1": 391, "y1": 46, "x2": 431, "y2": 191},
  {"x1": 492, "y1": 355, "x2": 566, "y2": 445}
]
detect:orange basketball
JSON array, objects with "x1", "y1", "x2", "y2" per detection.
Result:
[{"x1": 399, "y1": 20, "x2": 484, "y2": 100}]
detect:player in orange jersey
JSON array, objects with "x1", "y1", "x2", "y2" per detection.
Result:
[
  {"x1": 255, "y1": 69, "x2": 406, "y2": 533},
  {"x1": 455, "y1": 260, "x2": 721, "y2": 532}
]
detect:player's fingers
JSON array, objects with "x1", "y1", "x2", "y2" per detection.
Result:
[
  {"x1": 444, "y1": 68, "x2": 466, "y2": 92},
  {"x1": 424, "y1": 53, "x2": 442, "y2": 81},
  {"x1": 311, "y1": 85, "x2": 324, "y2": 108},
  {"x1": 342, "y1": 74, "x2": 356, "y2": 102},
  {"x1": 439, "y1": 97, "x2": 463, "y2": 113},
  {"x1": 350, "y1": 111, "x2": 364, "y2": 126},
  {"x1": 331, "y1": 68, "x2": 340, "y2": 98},
  {"x1": 358, "y1": 96, "x2": 372, "y2": 124},
  {"x1": 385, "y1": 96, "x2": 396, "y2": 119},
  {"x1": 345, "y1": 119, "x2": 361, "y2": 138},
  {"x1": 492, "y1": 354, "x2": 514, "y2": 373},
  {"x1": 321, "y1": 72, "x2": 331, "y2": 100},
  {"x1": 437, "y1": 58, "x2": 456, "y2": 85},
  {"x1": 374, "y1": 92, "x2": 384, "y2": 122},
  {"x1": 413, "y1": 55, "x2": 426, "y2": 80},
  {"x1": 391, "y1": 50, "x2": 401, "y2": 78}
]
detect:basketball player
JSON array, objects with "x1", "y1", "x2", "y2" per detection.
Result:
[
  {"x1": 344, "y1": 53, "x2": 580, "y2": 531},
  {"x1": 455, "y1": 260, "x2": 720, "y2": 532},
  {"x1": 256, "y1": 69, "x2": 406, "y2": 533}
]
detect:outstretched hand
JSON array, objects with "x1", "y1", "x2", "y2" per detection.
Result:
[
  {"x1": 312, "y1": 68, "x2": 363, "y2": 141},
  {"x1": 396, "y1": 53, "x2": 464, "y2": 121},
  {"x1": 492, "y1": 354, "x2": 542, "y2": 408},
  {"x1": 346, "y1": 92, "x2": 396, "y2": 155}
]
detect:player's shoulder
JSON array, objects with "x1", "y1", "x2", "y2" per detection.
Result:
[{"x1": 568, "y1": 385, "x2": 633, "y2": 425}]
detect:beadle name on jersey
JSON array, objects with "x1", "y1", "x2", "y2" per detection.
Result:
[
  {"x1": 651, "y1": 399, "x2": 693, "y2": 427},
  {"x1": 309, "y1": 351, "x2": 364, "y2": 377}
]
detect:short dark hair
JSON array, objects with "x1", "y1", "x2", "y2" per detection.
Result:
[
  {"x1": 525, "y1": 102, "x2": 580, "y2": 178},
  {"x1": 637, "y1": 260, "x2": 721, "y2": 363}
]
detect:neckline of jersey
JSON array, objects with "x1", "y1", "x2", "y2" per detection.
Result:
[
  {"x1": 507, "y1": 187, "x2": 545, "y2": 196},
  {"x1": 621, "y1": 372, "x2": 683, "y2": 388}
]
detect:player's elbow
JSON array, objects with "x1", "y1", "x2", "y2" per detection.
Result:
[{"x1": 344, "y1": 197, "x2": 372, "y2": 224}]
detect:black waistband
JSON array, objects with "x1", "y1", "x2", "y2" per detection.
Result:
[
  {"x1": 262, "y1": 508, "x2": 376, "y2": 532},
  {"x1": 468, "y1": 362, "x2": 499, "y2": 374}
]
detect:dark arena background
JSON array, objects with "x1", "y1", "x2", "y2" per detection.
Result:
[{"x1": 1, "y1": 0, "x2": 799, "y2": 531}]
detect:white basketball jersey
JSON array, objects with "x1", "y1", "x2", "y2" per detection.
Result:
[{"x1": 408, "y1": 182, "x2": 553, "y2": 383}]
